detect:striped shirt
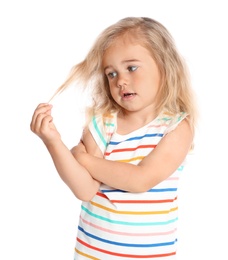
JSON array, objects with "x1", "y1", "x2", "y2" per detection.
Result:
[{"x1": 74, "y1": 111, "x2": 188, "y2": 259}]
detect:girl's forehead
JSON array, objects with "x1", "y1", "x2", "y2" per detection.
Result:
[
  {"x1": 103, "y1": 40, "x2": 147, "y2": 60},
  {"x1": 104, "y1": 35, "x2": 147, "y2": 56},
  {"x1": 102, "y1": 42, "x2": 156, "y2": 71},
  {"x1": 110, "y1": 32, "x2": 143, "y2": 46}
]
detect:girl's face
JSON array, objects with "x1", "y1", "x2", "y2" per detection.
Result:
[{"x1": 102, "y1": 37, "x2": 161, "y2": 117}]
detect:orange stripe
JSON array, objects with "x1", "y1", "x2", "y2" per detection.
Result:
[
  {"x1": 77, "y1": 238, "x2": 176, "y2": 258},
  {"x1": 90, "y1": 201, "x2": 178, "y2": 215},
  {"x1": 75, "y1": 248, "x2": 100, "y2": 259},
  {"x1": 116, "y1": 156, "x2": 145, "y2": 163},
  {"x1": 103, "y1": 113, "x2": 115, "y2": 118}
]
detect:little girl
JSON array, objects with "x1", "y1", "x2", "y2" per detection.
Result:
[{"x1": 31, "y1": 17, "x2": 198, "y2": 259}]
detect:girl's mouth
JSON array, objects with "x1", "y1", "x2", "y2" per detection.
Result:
[
  {"x1": 122, "y1": 92, "x2": 136, "y2": 100},
  {"x1": 123, "y1": 93, "x2": 136, "y2": 97}
]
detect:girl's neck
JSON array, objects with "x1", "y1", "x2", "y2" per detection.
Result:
[{"x1": 116, "y1": 109, "x2": 158, "y2": 135}]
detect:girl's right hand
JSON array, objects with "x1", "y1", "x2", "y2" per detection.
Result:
[{"x1": 30, "y1": 103, "x2": 61, "y2": 145}]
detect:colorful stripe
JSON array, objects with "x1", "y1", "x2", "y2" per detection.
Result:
[
  {"x1": 77, "y1": 238, "x2": 176, "y2": 258},
  {"x1": 109, "y1": 133, "x2": 163, "y2": 145},
  {"x1": 75, "y1": 111, "x2": 188, "y2": 259},
  {"x1": 92, "y1": 116, "x2": 107, "y2": 148},
  {"x1": 89, "y1": 201, "x2": 178, "y2": 215},
  {"x1": 80, "y1": 216, "x2": 177, "y2": 237},
  {"x1": 78, "y1": 226, "x2": 177, "y2": 247},
  {"x1": 81, "y1": 205, "x2": 178, "y2": 226}
]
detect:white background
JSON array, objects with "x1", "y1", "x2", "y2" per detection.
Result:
[{"x1": 1, "y1": 0, "x2": 228, "y2": 259}]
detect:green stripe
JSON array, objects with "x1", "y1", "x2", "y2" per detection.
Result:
[
  {"x1": 92, "y1": 116, "x2": 107, "y2": 148},
  {"x1": 81, "y1": 205, "x2": 177, "y2": 226},
  {"x1": 104, "y1": 122, "x2": 115, "y2": 127}
]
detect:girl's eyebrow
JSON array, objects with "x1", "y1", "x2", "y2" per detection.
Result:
[
  {"x1": 123, "y1": 59, "x2": 140, "y2": 63},
  {"x1": 104, "y1": 59, "x2": 140, "y2": 71},
  {"x1": 103, "y1": 65, "x2": 112, "y2": 71}
]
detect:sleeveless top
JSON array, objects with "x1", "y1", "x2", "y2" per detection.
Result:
[{"x1": 74, "y1": 111, "x2": 188, "y2": 259}]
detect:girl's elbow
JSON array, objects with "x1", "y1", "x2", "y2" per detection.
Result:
[
  {"x1": 73, "y1": 190, "x2": 96, "y2": 202},
  {"x1": 69, "y1": 180, "x2": 100, "y2": 202}
]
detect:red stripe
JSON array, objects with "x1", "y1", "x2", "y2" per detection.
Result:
[
  {"x1": 105, "y1": 144, "x2": 156, "y2": 156},
  {"x1": 96, "y1": 192, "x2": 177, "y2": 204},
  {"x1": 77, "y1": 238, "x2": 176, "y2": 258},
  {"x1": 110, "y1": 197, "x2": 177, "y2": 204},
  {"x1": 96, "y1": 192, "x2": 109, "y2": 199}
]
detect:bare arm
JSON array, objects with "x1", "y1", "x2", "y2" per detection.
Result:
[
  {"x1": 30, "y1": 103, "x2": 101, "y2": 201},
  {"x1": 72, "y1": 119, "x2": 193, "y2": 193}
]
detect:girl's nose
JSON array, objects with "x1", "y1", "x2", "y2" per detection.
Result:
[
  {"x1": 117, "y1": 74, "x2": 127, "y2": 89},
  {"x1": 117, "y1": 82, "x2": 126, "y2": 89}
]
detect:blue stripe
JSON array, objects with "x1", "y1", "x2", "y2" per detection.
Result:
[
  {"x1": 101, "y1": 188, "x2": 177, "y2": 193},
  {"x1": 109, "y1": 133, "x2": 163, "y2": 145},
  {"x1": 148, "y1": 188, "x2": 177, "y2": 192},
  {"x1": 78, "y1": 225, "x2": 177, "y2": 247}
]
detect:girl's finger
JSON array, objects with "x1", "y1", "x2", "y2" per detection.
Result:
[
  {"x1": 30, "y1": 104, "x2": 52, "y2": 130},
  {"x1": 31, "y1": 112, "x2": 48, "y2": 133},
  {"x1": 39, "y1": 114, "x2": 53, "y2": 133},
  {"x1": 36, "y1": 103, "x2": 50, "y2": 109}
]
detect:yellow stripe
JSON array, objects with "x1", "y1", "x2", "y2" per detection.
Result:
[
  {"x1": 75, "y1": 248, "x2": 100, "y2": 260},
  {"x1": 103, "y1": 113, "x2": 114, "y2": 118},
  {"x1": 163, "y1": 111, "x2": 174, "y2": 116},
  {"x1": 116, "y1": 156, "x2": 145, "y2": 163},
  {"x1": 91, "y1": 201, "x2": 178, "y2": 215}
]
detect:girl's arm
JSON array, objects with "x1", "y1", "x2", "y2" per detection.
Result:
[
  {"x1": 72, "y1": 118, "x2": 193, "y2": 193},
  {"x1": 30, "y1": 103, "x2": 101, "y2": 201}
]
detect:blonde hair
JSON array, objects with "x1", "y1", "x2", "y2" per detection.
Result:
[{"x1": 51, "y1": 17, "x2": 198, "y2": 131}]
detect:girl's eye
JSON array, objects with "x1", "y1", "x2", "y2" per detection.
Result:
[
  {"x1": 128, "y1": 66, "x2": 138, "y2": 72},
  {"x1": 107, "y1": 71, "x2": 117, "y2": 79}
]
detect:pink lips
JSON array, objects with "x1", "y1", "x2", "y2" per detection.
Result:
[{"x1": 121, "y1": 92, "x2": 136, "y2": 100}]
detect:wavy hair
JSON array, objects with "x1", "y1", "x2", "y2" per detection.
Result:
[{"x1": 51, "y1": 17, "x2": 198, "y2": 130}]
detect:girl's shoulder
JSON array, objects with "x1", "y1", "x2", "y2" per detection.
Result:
[
  {"x1": 151, "y1": 111, "x2": 188, "y2": 134},
  {"x1": 88, "y1": 112, "x2": 117, "y2": 153},
  {"x1": 89, "y1": 111, "x2": 187, "y2": 153}
]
